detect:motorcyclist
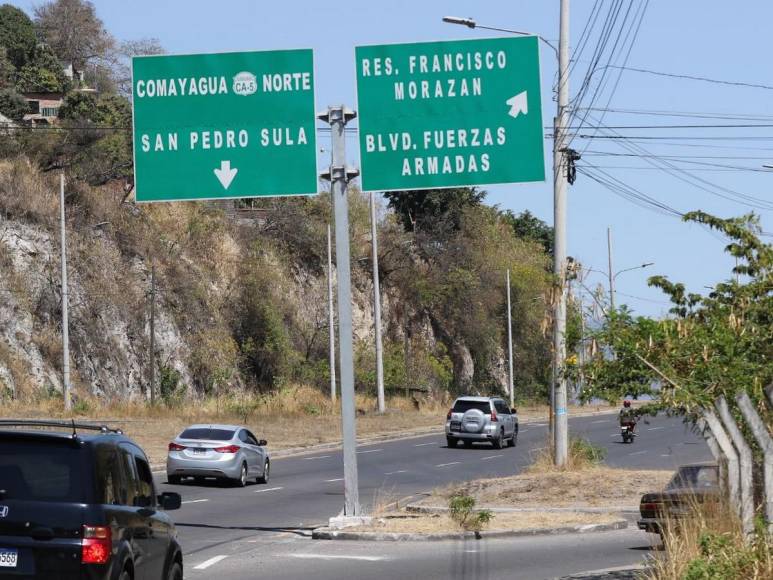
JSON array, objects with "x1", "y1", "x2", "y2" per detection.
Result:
[{"x1": 619, "y1": 400, "x2": 638, "y2": 434}]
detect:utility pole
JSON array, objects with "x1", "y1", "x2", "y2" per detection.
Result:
[
  {"x1": 59, "y1": 173, "x2": 71, "y2": 412},
  {"x1": 319, "y1": 105, "x2": 361, "y2": 518},
  {"x1": 506, "y1": 269, "x2": 514, "y2": 409},
  {"x1": 552, "y1": 0, "x2": 570, "y2": 466},
  {"x1": 149, "y1": 260, "x2": 156, "y2": 405},
  {"x1": 370, "y1": 192, "x2": 385, "y2": 414},
  {"x1": 607, "y1": 226, "x2": 615, "y2": 311},
  {"x1": 327, "y1": 224, "x2": 337, "y2": 403}
]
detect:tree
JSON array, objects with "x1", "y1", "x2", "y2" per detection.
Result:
[
  {"x1": 502, "y1": 209, "x2": 554, "y2": 256},
  {"x1": 111, "y1": 38, "x2": 165, "y2": 96},
  {"x1": 15, "y1": 43, "x2": 69, "y2": 93},
  {"x1": 0, "y1": 87, "x2": 26, "y2": 120},
  {"x1": 34, "y1": 0, "x2": 114, "y2": 70},
  {"x1": 384, "y1": 187, "x2": 485, "y2": 232},
  {"x1": 0, "y1": 4, "x2": 36, "y2": 69}
]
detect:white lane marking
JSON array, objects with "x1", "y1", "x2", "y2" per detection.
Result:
[
  {"x1": 661, "y1": 454, "x2": 671, "y2": 457},
  {"x1": 254, "y1": 486, "x2": 283, "y2": 493},
  {"x1": 193, "y1": 555, "x2": 229, "y2": 570},
  {"x1": 181, "y1": 499, "x2": 209, "y2": 505},
  {"x1": 303, "y1": 455, "x2": 332, "y2": 460},
  {"x1": 647, "y1": 427, "x2": 665, "y2": 431},
  {"x1": 325, "y1": 478, "x2": 344, "y2": 482},
  {"x1": 290, "y1": 554, "x2": 386, "y2": 562},
  {"x1": 385, "y1": 470, "x2": 407, "y2": 475},
  {"x1": 592, "y1": 420, "x2": 609, "y2": 424},
  {"x1": 357, "y1": 449, "x2": 384, "y2": 454},
  {"x1": 629, "y1": 450, "x2": 648, "y2": 456},
  {"x1": 435, "y1": 462, "x2": 461, "y2": 468},
  {"x1": 531, "y1": 423, "x2": 547, "y2": 427},
  {"x1": 414, "y1": 442, "x2": 436, "y2": 447},
  {"x1": 480, "y1": 455, "x2": 504, "y2": 461}
]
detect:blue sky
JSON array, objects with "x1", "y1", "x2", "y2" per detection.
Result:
[{"x1": 10, "y1": 0, "x2": 773, "y2": 317}]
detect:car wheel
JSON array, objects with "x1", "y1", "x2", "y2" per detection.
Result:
[
  {"x1": 167, "y1": 562, "x2": 183, "y2": 580},
  {"x1": 446, "y1": 437, "x2": 456, "y2": 448},
  {"x1": 257, "y1": 459, "x2": 270, "y2": 484},
  {"x1": 168, "y1": 475, "x2": 181, "y2": 485},
  {"x1": 235, "y1": 462, "x2": 248, "y2": 487},
  {"x1": 119, "y1": 568, "x2": 132, "y2": 580},
  {"x1": 492, "y1": 430, "x2": 503, "y2": 449},
  {"x1": 507, "y1": 433, "x2": 515, "y2": 447}
]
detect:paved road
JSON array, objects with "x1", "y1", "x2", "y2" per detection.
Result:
[{"x1": 151, "y1": 412, "x2": 710, "y2": 579}]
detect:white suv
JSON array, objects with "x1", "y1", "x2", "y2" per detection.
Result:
[{"x1": 445, "y1": 396, "x2": 518, "y2": 449}]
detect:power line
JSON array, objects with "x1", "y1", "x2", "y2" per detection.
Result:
[{"x1": 599, "y1": 65, "x2": 773, "y2": 91}]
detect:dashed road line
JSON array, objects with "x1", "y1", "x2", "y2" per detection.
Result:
[
  {"x1": 303, "y1": 455, "x2": 332, "y2": 460},
  {"x1": 289, "y1": 554, "x2": 386, "y2": 562},
  {"x1": 592, "y1": 420, "x2": 609, "y2": 424},
  {"x1": 647, "y1": 427, "x2": 665, "y2": 431},
  {"x1": 254, "y1": 486, "x2": 283, "y2": 493},
  {"x1": 325, "y1": 478, "x2": 344, "y2": 482},
  {"x1": 357, "y1": 449, "x2": 384, "y2": 454},
  {"x1": 193, "y1": 555, "x2": 229, "y2": 570},
  {"x1": 414, "y1": 442, "x2": 436, "y2": 447},
  {"x1": 181, "y1": 499, "x2": 209, "y2": 505},
  {"x1": 480, "y1": 455, "x2": 504, "y2": 461},
  {"x1": 629, "y1": 450, "x2": 648, "y2": 456},
  {"x1": 435, "y1": 461, "x2": 461, "y2": 468},
  {"x1": 385, "y1": 470, "x2": 407, "y2": 475}
]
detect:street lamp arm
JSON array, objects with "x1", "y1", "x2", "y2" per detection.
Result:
[
  {"x1": 442, "y1": 16, "x2": 559, "y2": 57},
  {"x1": 613, "y1": 262, "x2": 654, "y2": 281}
]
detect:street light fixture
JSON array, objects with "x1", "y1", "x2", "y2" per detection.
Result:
[
  {"x1": 763, "y1": 164, "x2": 773, "y2": 169},
  {"x1": 442, "y1": 16, "x2": 559, "y2": 56}
]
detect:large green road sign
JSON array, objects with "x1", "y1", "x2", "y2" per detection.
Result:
[
  {"x1": 132, "y1": 49, "x2": 317, "y2": 202},
  {"x1": 355, "y1": 37, "x2": 545, "y2": 192}
]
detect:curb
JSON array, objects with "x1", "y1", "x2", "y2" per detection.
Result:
[
  {"x1": 311, "y1": 519, "x2": 628, "y2": 541},
  {"x1": 406, "y1": 504, "x2": 640, "y2": 516}
]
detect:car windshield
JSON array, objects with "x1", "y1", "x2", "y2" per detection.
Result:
[
  {"x1": 179, "y1": 428, "x2": 235, "y2": 441},
  {"x1": 666, "y1": 466, "x2": 718, "y2": 490},
  {"x1": 452, "y1": 401, "x2": 491, "y2": 413},
  {"x1": 0, "y1": 439, "x2": 87, "y2": 502}
]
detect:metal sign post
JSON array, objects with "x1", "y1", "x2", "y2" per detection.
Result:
[{"x1": 319, "y1": 105, "x2": 361, "y2": 517}]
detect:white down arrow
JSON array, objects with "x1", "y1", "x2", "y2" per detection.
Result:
[{"x1": 214, "y1": 160, "x2": 238, "y2": 190}]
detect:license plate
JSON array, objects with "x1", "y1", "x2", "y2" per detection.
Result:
[
  {"x1": 192, "y1": 448, "x2": 206, "y2": 455},
  {"x1": 0, "y1": 548, "x2": 17, "y2": 568},
  {"x1": 450, "y1": 422, "x2": 461, "y2": 432}
]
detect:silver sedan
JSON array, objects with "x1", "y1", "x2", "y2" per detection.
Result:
[{"x1": 166, "y1": 424, "x2": 270, "y2": 487}]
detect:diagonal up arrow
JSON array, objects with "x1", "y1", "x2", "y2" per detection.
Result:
[{"x1": 506, "y1": 91, "x2": 528, "y2": 118}]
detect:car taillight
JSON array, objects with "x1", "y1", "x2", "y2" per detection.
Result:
[
  {"x1": 168, "y1": 442, "x2": 186, "y2": 451},
  {"x1": 641, "y1": 501, "x2": 661, "y2": 512},
  {"x1": 81, "y1": 525, "x2": 111, "y2": 565},
  {"x1": 447, "y1": 409, "x2": 453, "y2": 419},
  {"x1": 214, "y1": 445, "x2": 240, "y2": 453},
  {"x1": 490, "y1": 409, "x2": 498, "y2": 422}
]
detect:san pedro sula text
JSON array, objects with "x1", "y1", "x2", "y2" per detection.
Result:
[
  {"x1": 139, "y1": 127, "x2": 309, "y2": 153},
  {"x1": 360, "y1": 50, "x2": 507, "y2": 101},
  {"x1": 364, "y1": 127, "x2": 506, "y2": 176}
]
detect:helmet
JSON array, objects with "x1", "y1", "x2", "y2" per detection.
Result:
[{"x1": 623, "y1": 400, "x2": 632, "y2": 408}]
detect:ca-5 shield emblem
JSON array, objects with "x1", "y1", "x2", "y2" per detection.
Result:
[{"x1": 0, "y1": 506, "x2": 8, "y2": 518}]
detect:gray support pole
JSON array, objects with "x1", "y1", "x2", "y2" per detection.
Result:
[
  {"x1": 703, "y1": 409, "x2": 741, "y2": 517},
  {"x1": 319, "y1": 105, "x2": 360, "y2": 516},
  {"x1": 506, "y1": 269, "x2": 514, "y2": 408},
  {"x1": 607, "y1": 227, "x2": 615, "y2": 311},
  {"x1": 327, "y1": 224, "x2": 337, "y2": 403},
  {"x1": 60, "y1": 173, "x2": 71, "y2": 411},
  {"x1": 149, "y1": 260, "x2": 156, "y2": 405},
  {"x1": 370, "y1": 192, "x2": 385, "y2": 414},
  {"x1": 736, "y1": 392, "x2": 773, "y2": 533},
  {"x1": 552, "y1": 0, "x2": 570, "y2": 466},
  {"x1": 716, "y1": 397, "x2": 755, "y2": 536}
]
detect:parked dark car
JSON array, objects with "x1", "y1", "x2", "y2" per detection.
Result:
[
  {"x1": 0, "y1": 420, "x2": 183, "y2": 580},
  {"x1": 638, "y1": 462, "x2": 720, "y2": 537}
]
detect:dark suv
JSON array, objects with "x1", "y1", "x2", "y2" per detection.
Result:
[{"x1": 0, "y1": 420, "x2": 183, "y2": 580}]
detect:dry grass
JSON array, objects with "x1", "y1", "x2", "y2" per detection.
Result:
[
  {"x1": 646, "y1": 498, "x2": 772, "y2": 580},
  {"x1": 425, "y1": 467, "x2": 674, "y2": 509},
  {"x1": 350, "y1": 511, "x2": 619, "y2": 534}
]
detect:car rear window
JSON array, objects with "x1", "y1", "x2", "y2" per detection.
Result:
[
  {"x1": 0, "y1": 439, "x2": 86, "y2": 502},
  {"x1": 667, "y1": 466, "x2": 718, "y2": 490},
  {"x1": 452, "y1": 400, "x2": 491, "y2": 413},
  {"x1": 179, "y1": 428, "x2": 234, "y2": 441}
]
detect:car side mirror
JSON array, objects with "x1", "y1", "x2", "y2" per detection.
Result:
[
  {"x1": 258, "y1": 439, "x2": 268, "y2": 447},
  {"x1": 511, "y1": 408, "x2": 518, "y2": 415},
  {"x1": 159, "y1": 492, "x2": 181, "y2": 511}
]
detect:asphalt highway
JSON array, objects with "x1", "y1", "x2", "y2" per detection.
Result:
[{"x1": 151, "y1": 412, "x2": 712, "y2": 579}]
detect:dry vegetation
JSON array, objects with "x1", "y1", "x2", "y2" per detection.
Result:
[{"x1": 351, "y1": 511, "x2": 619, "y2": 534}]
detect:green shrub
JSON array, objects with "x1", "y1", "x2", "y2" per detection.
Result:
[
  {"x1": 158, "y1": 365, "x2": 185, "y2": 407},
  {"x1": 683, "y1": 531, "x2": 762, "y2": 580},
  {"x1": 448, "y1": 493, "x2": 494, "y2": 533},
  {"x1": 71, "y1": 398, "x2": 92, "y2": 415},
  {"x1": 569, "y1": 437, "x2": 607, "y2": 466}
]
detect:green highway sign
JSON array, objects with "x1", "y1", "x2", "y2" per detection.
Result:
[
  {"x1": 132, "y1": 49, "x2": 317, "y2": 202},
  {"x1": 355, "y1": 37, "x2": 545, "y2": 192}
]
